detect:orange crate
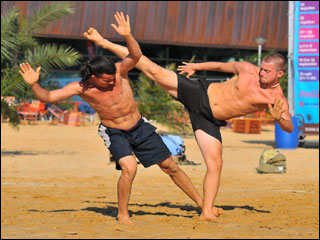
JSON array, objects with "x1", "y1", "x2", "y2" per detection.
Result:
[
  {"x1": 67, "y1": 112, "x2": 82, "y2": 126},
  {"x1": 232, "y1": 118, "x2": 262, "y2": 134}
]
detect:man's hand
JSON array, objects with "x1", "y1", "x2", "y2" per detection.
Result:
[
  {"x1": 83, "y1": 27, "x2": 104, "y2": 43},
  {"x1": 111, "y1": 12, "x2": 131, "y2": 37},
  {"x1": 177, "y1": 62, "x2": 196, "y2": 78},
  {"x1": 19, "y1": 62, "x2": 41, "y2": 86},
  {"x1": 268, "y1": 98, "x2": 285, "y2": 121}
]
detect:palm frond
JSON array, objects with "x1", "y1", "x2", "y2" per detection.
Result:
[
  {"x1": 2, "y1": 44, "x2": 82, "y2": 98},
  {"x1": 1, "y1": 100, "x2": 20, "y2": 129},
  {"x1": 1, "y1": 2, "x2": 81, "y2": 129},
  {"x1": 24, "y1": 44, "x2": 82, "y2": 70},
  {"x1": 18, "y1": 33, "x2": 39, "y2": 50},
  {"x1": 1, "y1": 66, "x2": 23, "y2": 97},
  {"x1": 24, "y1": 2, "x2": 74, "y2": 34},
  {"x1": 1, "y1": 7, "x2": 20, "y2": 60},
  {"x1": 10, "y1": 81, "x2": 36, "y2": 100}
]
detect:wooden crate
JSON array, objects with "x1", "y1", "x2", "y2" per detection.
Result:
[
  {"x1": 232, "y1": 118, "x2": 262, "y2": 134},
  {"x1": 67, "y1": 112, "x2": 82, "y2": 126}
]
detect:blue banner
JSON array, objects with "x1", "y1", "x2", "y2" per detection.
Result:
[{"x1": 293, "y1": 1, "x2": 319, "y2": 133}]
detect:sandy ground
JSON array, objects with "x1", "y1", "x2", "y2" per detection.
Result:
[{"x1": 1, "y1": 121, "x2": 319, "y2": 239}]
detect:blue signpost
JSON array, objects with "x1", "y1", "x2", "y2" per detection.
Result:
[{"x1": 289, "y1": 1, "x2": 319, "y2": 143}]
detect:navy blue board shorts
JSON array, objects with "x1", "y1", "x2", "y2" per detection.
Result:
[
  {"x1": 98, "y1": 116, "x2": 171, "y2": 170},
  {"x1": 176, "y1": 73, "x2": 227, "y2": 143}
]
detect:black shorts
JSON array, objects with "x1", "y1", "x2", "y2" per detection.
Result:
[
  {"x1": 98, "y1": 116, "x2": 171, "y2": 170},
  {"x1": 176, "y1": 73, "x2": 226, "y2": 143}
]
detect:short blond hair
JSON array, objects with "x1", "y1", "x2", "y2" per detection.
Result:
[{"x1": 262, "y1": 54, "x2": 287, "y2": 72}]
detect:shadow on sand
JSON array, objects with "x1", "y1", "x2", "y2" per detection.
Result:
[
  {"x1": 28, "y1": 201, "x2": 270, "y2": 219},
  {"x1": 1, "y1": 149, "x2": 75, "y2": 157},
  {"x1": 242, "y1": 140, "x2": 276, "y2": 147}
]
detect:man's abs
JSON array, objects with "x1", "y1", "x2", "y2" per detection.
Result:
[{"x1": 100, "y1": 110, "x2": 141, "y2": 130}]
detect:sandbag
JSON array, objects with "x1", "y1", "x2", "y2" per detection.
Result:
[{"x1": 256, "y1": 149, "x2": 286, "y2": 174}]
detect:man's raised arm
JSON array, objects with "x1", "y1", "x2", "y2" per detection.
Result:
[
  {"x1": 177, "y1": 61, "x2": 253, "y2": 78},
  {"x1": 84, "y1": 12, "x2": 141, "y2": 75},
  {"x1": 19, "y1": 62, "x2": 79, "y2": 103}
]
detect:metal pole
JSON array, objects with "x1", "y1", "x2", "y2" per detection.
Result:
[
  {"x1": 258, "y1": 44, "x2": 262, "y2": 67},
  {"x1": 288, "y1": 1, "x2": 295, "y2": 115},
  {"x1": 255, "y1": 37, "x2": 267, "y2": 67}
]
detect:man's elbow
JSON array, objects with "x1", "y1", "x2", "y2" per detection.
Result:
[
  {"x1": 127, "y1": 52, "x2": 142, "y2": 63},
  {"x1": 283, "y1": 125, "x2": 294, "y2": 133},
  {"x1": 133, "y1": 52, "x2": 142, "y2": 61},
  {"x1": 285, "y1": 128, "x2": 294, "y2": 133},
  {"x1": 33, "y1": 95, "x2": 50, "y2": 104},
  {"x1": 132, "y1": 54, "x2": 142, "y2": 67},
  {"x1": 39, "y1": 94, "x2": 58, "y2": 104},
  {"x1": 44, "y1": 99, "x2": 55, "y2": 104},
  {"x1": 288, "y1": 126, "x2": 294, "y2": 133}
]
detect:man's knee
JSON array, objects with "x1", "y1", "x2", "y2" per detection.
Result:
[
  {"x1": 206, "y1": 155, "x2": 223, "y2": 171},
  {"x1": 121, "y1": 165, "x2": 137, "y2": 180},
  {"x1": 119, "y1": 157, "x2": 137, "y2": 180},
  {"x1": 158, "y1": 157, "x2": 180, "y2": 175}
]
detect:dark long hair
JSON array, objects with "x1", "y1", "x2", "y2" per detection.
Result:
[{"x1": 80, "y1": 56, "x2": 116, "y2": 83}]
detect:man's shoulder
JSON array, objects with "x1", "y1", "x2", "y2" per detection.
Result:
[
  {"x1": 238, "y1": 61, "x2": 259, "y2": 71},
  {"x1": 63, "y1": 81, "x2": 84, "y2": 93},
  {"x1": 233, "y1": 62, "x2": 259, "y2": 79},
  {"x1": 113, "y1": 62, "x2": 126, "y2": 76},
  {"x1": 65, "y1": 81, "x2": 82, "y2": 88}
]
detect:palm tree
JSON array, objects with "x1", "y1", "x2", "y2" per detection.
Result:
[{"x1": 1, "y1": 2, "x2": 82, "y2": 128}]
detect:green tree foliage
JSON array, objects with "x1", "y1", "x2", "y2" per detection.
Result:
[
  {"x1": 134, "y1": 63, "x2": 191, "y2": 134},
  {"x1": 279, "y1": 71, "x2": 288, "y2": 98},
  {"x1": 1, "y1": 2, "x2": 82, "y2": 128}
]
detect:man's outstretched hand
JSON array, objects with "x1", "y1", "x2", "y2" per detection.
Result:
[
  {"x1": 111, "y1": 12, "x2": 131, "y2": 37},
  {"x1": 177, "y1": 62, "x2": 196, "y2": 78},
  {"x1": 84, "y1": 12, "x2": 131, "y2": 43},
  {"x1": 268, "y1": 98, "x2": 285, "y2": 121},
  {"x1": 19, "y1": 62, "x2": 41, "y2": 86}
]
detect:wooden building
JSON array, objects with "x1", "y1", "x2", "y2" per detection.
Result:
[{"x1": 1, "y1": 1, "x2": 288, "y2": 50}]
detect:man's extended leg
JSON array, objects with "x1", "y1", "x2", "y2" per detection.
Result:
[
  {"x1": 158, "y1": 157, "x2": 203, "y2": 208},
  {"x1": 117, "y1": 156, "x2": 138, "y2": 225},
  {"x1": 158, "y1": 156, "x2": 222, "y2": 218},
  {"x1": 98, "y1": 38, "x2": 179, "y2": 98},
  {"x1": 194, "y1": 129, "x2": 223, "y2": 221}
]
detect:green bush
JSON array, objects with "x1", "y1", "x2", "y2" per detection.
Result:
[{"x1": 134, "y1": 64, "x2": 191, "y2": 134}]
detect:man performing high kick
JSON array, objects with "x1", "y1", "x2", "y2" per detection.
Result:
[{"x1": 84, "y1": 13, "x2": 293, "y2": 221}]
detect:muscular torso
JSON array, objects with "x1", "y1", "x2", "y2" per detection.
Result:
[
  {"x1": 78, "y1": 73, "x2": 140, "y2": 130},
  {"x1": 208, "y1": 67, "x2": 286, "y2": 120}
]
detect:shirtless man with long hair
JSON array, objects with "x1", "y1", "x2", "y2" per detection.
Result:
[{"x1": 19, "y1": 12, "x2": 212, "y2": 225}]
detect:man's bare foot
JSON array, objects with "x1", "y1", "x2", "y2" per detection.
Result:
[
  {"x1": 200, "y1": 212, "x2": 217, "y2": 221},
  {"x1": 117, "y1": 215, "x2": 134, "y2": 225},
  {"x1": 199, "y1": 206, "x2": 222, "y2": 217},
  {"x1": 212, "y1": 206, "x2": 223, "y2": 217}
]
